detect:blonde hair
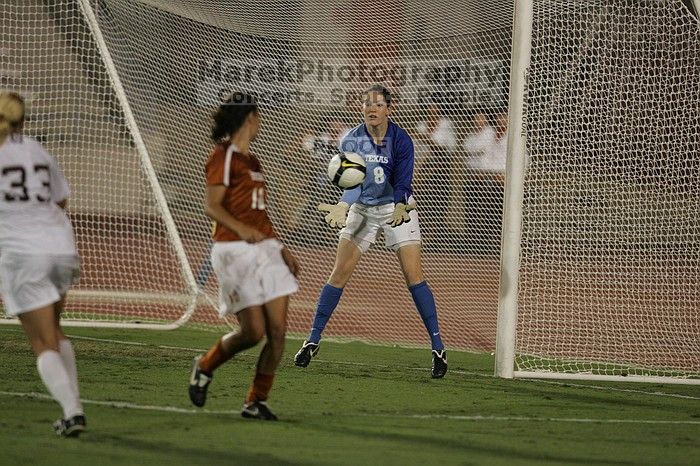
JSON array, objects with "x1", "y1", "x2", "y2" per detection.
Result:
[{"x1": 0, "y1": 92, "x2": 25, "y2": 144}]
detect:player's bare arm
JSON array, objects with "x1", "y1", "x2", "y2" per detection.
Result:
[{"x1": 281, "y1": 246, "x2": 300, "y2": 277}]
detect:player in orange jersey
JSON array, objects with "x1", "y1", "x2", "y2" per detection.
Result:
[{"x1": 188, "y1": 92, "x2": 299, "y2": 421}]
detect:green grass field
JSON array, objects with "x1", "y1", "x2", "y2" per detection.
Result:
[{"x1": 0, "y1": 326, "x2": 698, "y2": 465}]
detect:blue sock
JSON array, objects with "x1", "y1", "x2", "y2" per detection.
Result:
[
  {"x1": 308, "y1": 284, "x2": 344, "y2": 344},
  {"x1": 409, "y1": 281, "x2": 444, "y2": 351}
]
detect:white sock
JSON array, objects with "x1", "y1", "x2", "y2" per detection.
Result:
[
  {"x1": 58, "y1": 339, "x2": 80, "y2": 397},
  {"x1": 36, "y1": 350, "x2": 83, "y2": 419}
]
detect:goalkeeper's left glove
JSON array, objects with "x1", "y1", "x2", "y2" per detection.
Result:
[{"x1": 387, "y1": 202, "x2": 416, "y2": 227}]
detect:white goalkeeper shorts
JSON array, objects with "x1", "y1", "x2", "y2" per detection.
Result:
[
  {"x1": 0, "y1": 252, "x2": 80, "y2": 316},
  {"x1": 211, "y1": 238, "x2": 298, "y2": 317},
  {"x1": 339, "y1": 198, "x2": 421, "y2": 253}
]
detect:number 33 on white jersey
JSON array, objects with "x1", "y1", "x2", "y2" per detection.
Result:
[{"x1": 0, "y1": 136, "x2": 77, "y2": 255}]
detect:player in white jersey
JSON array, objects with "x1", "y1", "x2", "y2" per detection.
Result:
[{"x1": 0, "y1": 92, "x2": 85, "y2": 437}]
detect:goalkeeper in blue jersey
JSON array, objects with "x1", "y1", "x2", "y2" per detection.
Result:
[{"x1": 294, "y1": 84, "x2": 447, "y2": 378}]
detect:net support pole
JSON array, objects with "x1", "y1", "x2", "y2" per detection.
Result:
[
  {"x1": 495, "y1": 0, "x2": 533, "y2": 378},
  {"x1": 75, "y1": 0, "x2": 199, "y2": 328}
]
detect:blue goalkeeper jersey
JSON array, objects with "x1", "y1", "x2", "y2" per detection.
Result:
[{"x1": 339, "y1": 120, "x2": 415, "y2": 206}]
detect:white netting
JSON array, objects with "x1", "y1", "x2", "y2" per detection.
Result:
[
  {"x1": 516, "y1": 0, "x2": 700, "y2": 378},
  {"x1": 2, "y1": 0, "x2": 513, "y2": 349},
  {"x1": 1, "y1": 0, "x2": 196, "y2": 326},
  {"x1": 4, "y1": 1, "x2": 698, "y2": 375}
]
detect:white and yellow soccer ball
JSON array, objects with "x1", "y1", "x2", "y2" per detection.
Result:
[{"x1": 327, "y1": 152, "x2": 366, "y2": 189}]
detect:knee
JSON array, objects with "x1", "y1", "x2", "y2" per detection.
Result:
[
  {"x1": 266, "y1": 324, "x2": 287, "y2": 346},
  {"x1": 403, "y1": 268, "x2": 424, "y2": 286},
  {"x1": 241, "y1": 325, "x2": 265, "y2": 347},
  {"x1": 329, "y1": 264, "x2": 353, "y2": 287}
]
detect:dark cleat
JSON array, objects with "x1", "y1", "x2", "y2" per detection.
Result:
[
  {"x1": 189, "y1": 355, "x2": 212, "y2": 407},
  {"x1": 241, "y1": 401, "x2": 278, "y2": 421},
  {"x1": 53, "y1": 414, "x2": 86, "y2": 438},
  {"x1": 431, "y1": 350, "x2": 448, "y2": 378},
  {"x1": 293, "y1": 340, "x2": 319, "y2": 367}
]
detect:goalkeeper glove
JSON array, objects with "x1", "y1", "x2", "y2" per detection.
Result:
[
  {"x1": 318, "y1": 202, "x2": 349, "y2": 228},
  {"x1": 387, "y1": 202, "x2": 416, "y2": 227}
]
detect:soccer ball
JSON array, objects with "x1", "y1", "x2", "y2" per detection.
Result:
[{"x1": 327, "y1": 152, "x2": 366, "y2": 189}]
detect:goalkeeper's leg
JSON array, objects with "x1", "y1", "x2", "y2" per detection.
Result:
[
  {"x1": 307, "y1": 238, "x2": 363, "y2": 344},
  {"x1": 397, "y1": 243, "x2": 447, "y2": 378},
  {"x1": 295, "y1": 238, "x2": 362, "y2": 367}
]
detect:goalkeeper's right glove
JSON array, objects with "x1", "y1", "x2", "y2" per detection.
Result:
[{"x1": 318, "y1": 201, "x2": 349, "y2": 229}]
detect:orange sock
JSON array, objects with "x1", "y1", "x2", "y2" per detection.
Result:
[
  {"x1": 198, "y1": 339, "x2": 231, "y2": 374},
  {"x1": 245, "y1": 372, "x2": 275, "y2": 404}
]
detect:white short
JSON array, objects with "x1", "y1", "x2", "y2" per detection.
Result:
[
  {"x1": 211, "y1": 238, "x2": 298, "y2": 317},
  {"x1": 339, "y1": 199, "x2": 422, "y2": 253},
  {"x1": 0, "y1": 253, "x2": 80, "y2": 316}
]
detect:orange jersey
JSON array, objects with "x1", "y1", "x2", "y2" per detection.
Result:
[{"x1": 205, "y1": 142, "x2": 276, "y2": 242}]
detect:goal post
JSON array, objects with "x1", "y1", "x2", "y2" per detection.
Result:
[
  {"x1": 496, "y1": 0, "x2": 700, "y2": 384},
  {"x1": 71, "y1": 0, "x2": 200, "y2": 329},
  {"x1": 495, "y1": 0, "x2": 532, "y2": 380}
]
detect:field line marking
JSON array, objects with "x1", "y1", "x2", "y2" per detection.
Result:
[
  {"x1": 1, "y1": 391, "x2": 698, "y2": 425},
  {"x1": 0, "y1": 391, "x2": 240, "y2": 415},
  {"x1": 517, "y1": 378, "x2": 700, "y2": 401},
  {"x1": 54, "y1": 333, "x2": 700, "y2": 401},
  {"x1": 2, "y1": 327, "x2": 697, "y2": 401},
  {"x1": 378, "y1": 414, "x2": 700, "y2": 425},
  {"x1": 67, "y1": 334, "x2": 206, "y2": 353}
]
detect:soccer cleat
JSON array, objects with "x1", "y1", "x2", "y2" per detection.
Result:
[
  {"x1": 188, "y1": 355, "x2": 212, "y2": 407},
  {"x1": 241, "y1": 401, "x2": 278, "y2": 421},
  {"x1": 293, "y1": 340, "x2": 319, "y2": 367},
  {"x1": 431, "y1": 349, "x2": 448, "y2": 378},
  {"x1": 53, "y1": 414, "x2": 86, "y2": 438}
]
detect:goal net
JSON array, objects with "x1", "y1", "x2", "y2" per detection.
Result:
[
  {"x1": 5, "y1": 1, "x2": 697, "y2": 381},
  {"x1": 499, "y1": 0, "x2": 700, "y2": 382},
  {"x1": 1, "y1": 0, "x2": 513, "y2": 347}
]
